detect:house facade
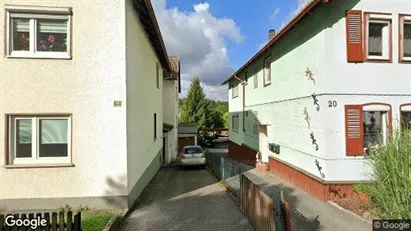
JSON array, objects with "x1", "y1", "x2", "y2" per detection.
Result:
[
  {"x1": 163, "y1": 56, "x2": 181, "y2": 164},
  {"x1": 222, "y1": 0, "x2": 411, "y2": 201},
  {"x1": 0, "y1": 0, "x2": 177, "y2": 210}
]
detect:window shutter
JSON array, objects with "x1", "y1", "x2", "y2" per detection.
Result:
[
  {"x1": 345, "y1": 10, "x2": 364, "y2": 62},
  {"x1": 345, "y1": 105, "x2": 364, "y2": 156}
]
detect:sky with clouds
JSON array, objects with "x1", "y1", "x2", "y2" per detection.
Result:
[{"x1": 152, "y1": 0, "x2": 311, "y2": 101}]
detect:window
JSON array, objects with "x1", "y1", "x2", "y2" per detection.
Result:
[
  {"x1": 399, "y1": 15, "x2": 411, "y2": 62},
  {"x1": 232, "y1": 114, "x2": 239, "y2": 131},
  {"x1": 253, "y1": 68, "x2": 258, "y2": 89},
  {"x1": 6, "y1": 6, "x2": 72, "y2": 59},
  {"x1": 245, "y1": 71, "x2": 248, "y2": 83},
  {"x1": 231, "y1": 82, "x2": 239, "y2": 98},
  {"x1": 8, "y1": 115, "x2": 71, "y2": 165},
  {"x1": 156, "y1": 63, "x2": 160, "y2": 89},
  {"x1": 400, "y1": 104, "x2": 411, "y2": 131},
  {"x1": 183, "y1": 146, "x2": 203, "y2": 154},
  {"x1": 345, "y1": 104, "x2": 390, "y2": 156},
  {"x1": 263, "y1": 57, "x2": 271, "y2": 86},
  {"x1": 364, "y1": 13, "x2": 392, "y2": 61},
  {"x1": 154, "y1": 113, "x2": 157, "y2": 139},
  {"x1": 253, "y1": 111, "x2": 259, "y2": 135}
]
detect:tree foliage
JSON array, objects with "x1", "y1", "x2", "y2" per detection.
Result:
[{"x1": 179, "y1": 77, "x2": 229, "y2": 129}]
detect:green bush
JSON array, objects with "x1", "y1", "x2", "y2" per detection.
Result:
[{"x1": 366, "y1": 131, "x2": 411, "y2": 219}]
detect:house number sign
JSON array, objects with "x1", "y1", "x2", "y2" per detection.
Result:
[{"x1": 328, "y1": 100, "x2": 337, "y2": 107}]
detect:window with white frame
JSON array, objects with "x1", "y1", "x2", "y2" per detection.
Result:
[
  {"x1": 363, "y1": 110, "x2": 389, "y2": 151},
  {"x1": 231, "y1": 82, "x2": 239, "y2": 98},
  {"x1": 232, "y1": 114, "x2": 239, "y2": 131},
  {"x1": 8, "y1": 115, "x2": 71, "y2": 165},
  {"x1": 253, "y1": 68, "x2": 258, "y2": 89},
  {"x1": 400, "y1": 15, "x2": 411, "y2": 62},
  {"x1": 365, "y1": 13, "x2": 392, "y2": 60},
  {"x1": 6, "y1": 6, "x2": 72, "y2": 59},
  {"x1": 400, "y1": 105, "x2": 411, "y2": 131},
  {"x1": 263, "y1": 57, "x2": 271, "y2": 85}
]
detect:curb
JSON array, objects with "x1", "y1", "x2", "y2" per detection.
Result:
[
  {"x1": 327, "y1": 201, "x2": 372, "y2": 225},
  {"x1": 102, "y1": 208, "x2": 129, "y2": 231}
]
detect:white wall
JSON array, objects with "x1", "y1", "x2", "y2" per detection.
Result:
[
  {"x1": 125, "y1": 0, "x2": 164, "y2": 194},
  {"x1": 0, "y1": 0, "x2": 128, "y2": 200},
  {"x1": 163, "y1": 79, "x2": 179, "y2": 162}
]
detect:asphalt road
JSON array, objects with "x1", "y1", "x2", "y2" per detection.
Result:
[{"x1": 121, "y1": 156, "x2": 253, "y2": 230}]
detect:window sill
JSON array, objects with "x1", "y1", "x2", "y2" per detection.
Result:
[
  {"x1": 263, "y1": 82, "x2": 271, "y2": 87},
  {"x1": 4, "y1": 163, "x2": 75, "y2": 169},
  {"x1": 365, "y1": 58, "x2": 391, "y2": 63},
  {"x1": 6, "y1": 54, "x2": 72, "y2": 60},
  {"x1": 399, "y1": 58, "x2": 411, "y2": 63}
]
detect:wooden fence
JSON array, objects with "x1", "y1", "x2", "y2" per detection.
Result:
[
  {"x1": 0, "y1": 211, "x2": 82, "y2": 231},
  {"x1": 240, "y1": 174, "x2": 291, "y2": 231}
]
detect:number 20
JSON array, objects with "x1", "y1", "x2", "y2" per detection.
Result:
[{"x1": 328, "y1": 101, "x2": 337, "y2": 107}]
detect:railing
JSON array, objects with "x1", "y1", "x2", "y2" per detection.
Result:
[
  {"x1": 206, "y1": 151, "x2": 292, "y2": 231},
  {"x1": 0, "y1": 211, "x2": 82, "y2": 231}
]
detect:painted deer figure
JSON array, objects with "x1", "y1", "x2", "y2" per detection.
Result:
[
  {"x1": 305, "y1": 67, "x2": 316, "y2": 84},
  {"x1": 304, "y1": 107, "x2": 311, "y2": 129}
]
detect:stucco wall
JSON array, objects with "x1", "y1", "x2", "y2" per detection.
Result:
[
  {"x1": 125, "y1": 0, "x2": 164, "y2": 203},
  {"x1": 163, "y1": 79, "x2": 178, "y2": 161},
  {"x1": 0, "y1": 0, "x2": 128, "y2": 202}
]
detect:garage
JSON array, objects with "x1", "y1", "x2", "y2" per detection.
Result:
[
  {"x1": 178, "y1": 123, "x2": 198, "y2": 152},
  {"x1": 178, "y1": 137, "x2": 195, "y2": 151}
]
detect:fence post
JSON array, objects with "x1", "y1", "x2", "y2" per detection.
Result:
[
  {"x1": 74, "y1": 212, "x2": 82, "y2": 231},
  {"x1": 221, "y1": 157, "x2": 225, "y2": 180},
  {"x1": 282, "y1": 201, "x2": 292, "y2": 231}
]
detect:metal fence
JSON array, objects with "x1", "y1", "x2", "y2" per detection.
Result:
[{"x1": 206, "y1": 151, "x2": 291, "y2": 231}]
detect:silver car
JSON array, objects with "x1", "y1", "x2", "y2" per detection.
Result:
[{"x1": 180, "y1": 145, "x2": 206, "y2": 166}]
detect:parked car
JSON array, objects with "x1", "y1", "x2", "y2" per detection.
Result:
[{"x1": 179, "y1": 145, "x2": 206, "y2": 167}]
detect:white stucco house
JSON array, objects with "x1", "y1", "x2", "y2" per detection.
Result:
[
  {"x1": 0, "y1": 0, "x2": 179, "y2": 210},
  {"x1": 222, "y1": 0, "x2": 411, "y2": 201},
  {"x1": 163, "y1": 56, "x2": 181, "y2": 164}
]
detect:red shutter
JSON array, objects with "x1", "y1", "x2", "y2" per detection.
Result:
[
  {"x1": 345, "y1": 10, "x2": 364, "y2": 62},
  {"x1": 345, "y1": 105, "x2": 364, "y2": 156}
]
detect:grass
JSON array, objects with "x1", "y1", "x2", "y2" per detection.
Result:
[
  {"x1": 82, "y1": 209, "x2": 122, "y2": 231},
  {"x1": 363, "y1": 130, "x2": 411, "y2": 219}
]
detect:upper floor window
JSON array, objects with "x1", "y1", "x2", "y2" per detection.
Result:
[
  {"x1": 400, "y1": 104, "x2": 411, "y2": 131},
  {"x1": 365, "y1": 13, "x2": 392, "y2": 61},
  {"x1": 156, "y1": 63, "x2": 160, "y2": 89},
  {"x1": 231, "y1": 82, "x2": 239, "y2": 98},
  {"x1": 6, "y1": 6, "x2": 72, "y2": 59},
  {"x1": 400, "y1": 15, "x2": 411, "y2": 62},
  {"x1": 253, "y1": 68, "x2": 258, "y2": 89},
  {"x1": 263, "y1": 56, "x2": 271, "y2": 86},
  {"x1": 244, "y1": 71, "x2": 248, "y2": 83}
]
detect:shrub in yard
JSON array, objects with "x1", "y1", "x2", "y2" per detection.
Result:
[{"x1": 365, "y1": 130, "x2": 411, "y2": 219}]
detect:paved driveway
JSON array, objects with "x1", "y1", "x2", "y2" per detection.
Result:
[{"x1": 121, "y1": 165, "x2": 253, "y2": 231}]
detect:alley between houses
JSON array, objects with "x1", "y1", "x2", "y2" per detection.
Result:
[{"x1": 120, "y1": 161, "x2": 253, "y2": 231}]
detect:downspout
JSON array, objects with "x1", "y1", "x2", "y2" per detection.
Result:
[{"x1": 233, "y1": 75, "x2": 246, "y2": 132}]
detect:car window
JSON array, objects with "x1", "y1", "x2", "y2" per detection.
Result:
[{"x1": 184, "y1": 147, "x2": 203, "y2": 154}]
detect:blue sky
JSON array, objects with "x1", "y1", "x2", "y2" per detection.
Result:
[{"x1": 152, "y1": 0, "x2": 309, "y2": 101}]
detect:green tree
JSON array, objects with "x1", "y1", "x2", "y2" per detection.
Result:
[{"x1": 180, "y1": 77, "x2": 213, "y2": 128}]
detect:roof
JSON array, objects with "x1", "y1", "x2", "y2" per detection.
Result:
[
  {"x1": 178, "y1": 123, "x2": 198, "y2": 134},
  {"x1": 221, "y1": 0, "x2": 331, "y2": 85},
  {"x1": 163, "y1": 122, "x2": 174, "y2": 133},
  {"x1": 168, "y1": 55, "x2": 181, "y2": 93},
  {"x1": 132, "y1": 0, "x2": 171, "y2": 72}
]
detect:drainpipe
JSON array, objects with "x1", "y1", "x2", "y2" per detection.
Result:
[{"x1": 233, "y1": 75, "x2": 246, "y2": 132}]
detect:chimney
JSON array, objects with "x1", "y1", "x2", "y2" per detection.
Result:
[{"x1": 268, "y1": 29, "x2": 275, "y2": 41}]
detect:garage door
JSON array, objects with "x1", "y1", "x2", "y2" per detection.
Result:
[{"x1": 178, "y1": 137, "x2": 195, "y2": 151}]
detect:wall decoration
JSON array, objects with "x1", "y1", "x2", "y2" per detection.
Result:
[
  {"x1": 314, "y1": 159, "x2": 325, "y2": 178},
  {"x1": 303, "y1": 107, "x2": 311, "y2": 129},
  {"x1": 328, "y1": 186, "x2": 347, "y2": 199},
  {"x1": 305, "y1": 67, "x2": 316, "y2": 84},
  {"x1": 310, "y1": 132, "x2": 319, "y2": 151},
  {"x1": 311, "y1": 93, "x2": 320, "y2": 111}
]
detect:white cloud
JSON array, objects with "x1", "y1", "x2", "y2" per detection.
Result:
[
  {"x1": 151, "y1": 0, "x2": 244, "y2": 101},
  {"x1": 269, "y1": 7, "x2": 280, "y2": 26},
  {"x1": 279, "y1": 0, "x2": 311, "y2": 30}
]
